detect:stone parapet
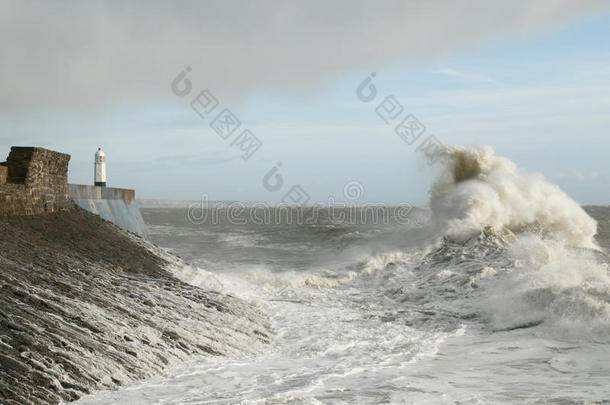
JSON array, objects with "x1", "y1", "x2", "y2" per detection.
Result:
[{"x1": 0, "y1": 147, "x2": 73, "y2": 216}]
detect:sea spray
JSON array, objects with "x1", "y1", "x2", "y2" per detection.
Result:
[
  {"x1": 80, "y1": 186, "x2": 610, "y2": 403},
  {"x1": 480, "y1": 235, "x2": 610, "y2": 338},
  {"x1": 412, "y1": 146, "x2": 610, "y2": 338},
  {"x1": 429, "y1": 145, "x2": 598, "y2": 249}
]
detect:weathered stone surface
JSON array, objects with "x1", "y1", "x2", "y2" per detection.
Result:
[
  {"x1": 0, "y1": 146, "x2": 271, "y2": 403},
  {"x1": 0, "y1": 147, "x2": 73, "y2": 216},
  {"x1": 0, "y1": 208, "x2": 272, "y2": 404},
  {"x1": 0, "y1": 164, "x2": 7, "y2": 185}
]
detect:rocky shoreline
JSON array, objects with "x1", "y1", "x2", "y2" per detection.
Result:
[{"x1": 0, "y1": 207, "x2": 272, "y2": 404}]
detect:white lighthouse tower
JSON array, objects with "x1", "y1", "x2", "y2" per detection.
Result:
[{"x1": 94, "y1": 148, "x2": 106, "y2": 187}]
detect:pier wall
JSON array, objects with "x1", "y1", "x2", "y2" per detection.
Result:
[
  {"x1": 69, "y1": 184, "x2": 147, "y2": 237},
  {"x1": 0, "y1": 146, "x2": 147, "y2": 237}
]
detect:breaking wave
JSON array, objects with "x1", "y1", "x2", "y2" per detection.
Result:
[
  {"x1": 382, "y1": 145, "x2": 610, "y2": 340},
  {"x1": 429, "y1": 145, "x2": 598, "y2": 249},
  {"x1": 81, "y1": 146, "x2": 610, "y2": 403}
]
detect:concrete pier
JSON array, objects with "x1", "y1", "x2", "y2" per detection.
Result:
[
  {"x1": 0, "y1": 146, "x2": 147, "y2": 237},
  {"x1": 69, "y1": 184, "x2": 147, "y2": 237}
]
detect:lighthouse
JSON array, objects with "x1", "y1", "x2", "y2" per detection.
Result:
[{"x1": 94, "y1": 148, "x2": 106, "y2": 187}]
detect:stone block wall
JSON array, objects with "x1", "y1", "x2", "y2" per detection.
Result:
[
  {"x1": 0, "y1": 147, "x2": 74, "y2": 216},
  {"x1": 0, "y1": 164, "x2": 7, "y2": 185}
]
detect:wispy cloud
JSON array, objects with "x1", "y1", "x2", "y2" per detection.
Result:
[
  {"x1": 552, "y1": 171, "x2": 601, "y2": 181},
  {"x1": 435, "y1": 68, "x2": 497, "y2": 83}
]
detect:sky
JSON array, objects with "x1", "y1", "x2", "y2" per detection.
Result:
[{"x1": 1, "y1": 1, "x2": 609, "y2": 205}]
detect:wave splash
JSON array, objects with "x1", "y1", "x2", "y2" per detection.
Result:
[
  {"x1": 370, "y1": 145, "x2": 610, "y2": 340},
  {"x1": 429, "y1": 145, "x2": 598, "y2": 249}
]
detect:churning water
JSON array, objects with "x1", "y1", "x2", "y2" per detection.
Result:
[{"x1": 76, "y1": 146, "x2": 610, "y2": 404}]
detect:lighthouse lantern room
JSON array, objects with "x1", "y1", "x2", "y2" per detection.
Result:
[{"x1": 94, "y1": 148, "x2": 106, "y2": 187}]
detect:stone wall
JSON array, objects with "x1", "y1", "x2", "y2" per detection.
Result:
[
  {"x1": 0, "y1": 147, "x2": 73, "y2": 216},
  {"x1": 0, "y1": 164, "x2": 7, "y2": 185}
]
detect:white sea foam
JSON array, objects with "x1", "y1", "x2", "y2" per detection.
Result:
[
  {"x1": 429, "y1": 145, "x2": 598, "y2": 249},
  {"x1": 422, "y1": 146, "x2": 609, "y2": 339},
  {"x1": 80, "y1": 146, "x2": 610, "y2": 404},
  {"x1": 243, "y1": 267, "x2": 358, "y2": 289},
  {"x1": 479, "y1": 235, "x2": 610, "y2": 338}
]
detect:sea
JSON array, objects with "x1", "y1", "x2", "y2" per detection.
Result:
[{"x1": 76, "y1": 146, "x2": 610, "y2": 404}]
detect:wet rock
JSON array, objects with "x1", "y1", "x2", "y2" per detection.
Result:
[{"x1": 0, "y1": 208, "x2": 272, "y2": 404}]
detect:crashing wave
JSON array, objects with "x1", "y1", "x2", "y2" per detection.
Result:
[
  {"x1": 429, "y1": 145, "x2": 598, "y2": 249},
  {"x1": 378, "y1": 147, "x2": 610, "y2": 339}
]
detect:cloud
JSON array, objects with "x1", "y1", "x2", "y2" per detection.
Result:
[
  {"x1": 553, "y1": 171, "x2": 602, "y2": 181},
  {"x1": 1, "y1": 0, "x2": 608, "y2": 112},
  {"x1": 435, "y1": 68, "x2": 496, "y2": 83}
]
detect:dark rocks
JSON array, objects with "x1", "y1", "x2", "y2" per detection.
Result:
[
  {"x1": 0, "y1": 208, "x2": 272, "y2": 404},
  {"x1": 0, "y1": 353, "x2": 31, "y2": 374}
]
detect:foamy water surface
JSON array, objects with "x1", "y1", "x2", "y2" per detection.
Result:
[{"x1": 76, "y1": 147, "x2": 610, "y2": 404}]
